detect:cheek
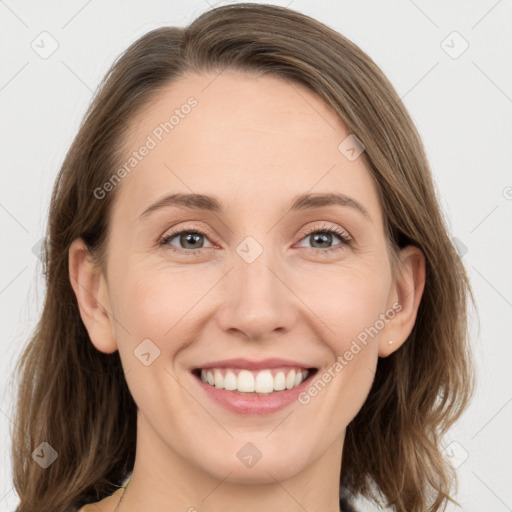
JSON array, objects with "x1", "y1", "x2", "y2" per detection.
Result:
[
  {"x1": 111, "y1": 250, "x2": 392, "y2": 360},
  {"x1": 111, "y1": 263, "x2": 207, "y2": 345},
  {"x1": 293, "y1": 262, "x2": 392, "y2": 351},
  {"x1": 111, "y1": 266, "x2": 205, "y2": 422},
  {"x1": 293, "y1": 271, "x2": 388, "y2": 433}
]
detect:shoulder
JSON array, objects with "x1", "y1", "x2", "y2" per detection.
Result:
[{"x1": 77, "y1": 486, "x2": 125, "y2": 512}]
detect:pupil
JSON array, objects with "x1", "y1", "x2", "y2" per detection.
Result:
[
  {"x1": 312, "y1": 232, "x2": 331, "y2": 248},
  {"x1": 182, "y1": 233, "x2": 203, "y2": 249}
]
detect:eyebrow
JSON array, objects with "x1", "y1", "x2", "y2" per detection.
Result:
[{"x1": 138, "y1": 192, "x2": 370, "y2": 220}]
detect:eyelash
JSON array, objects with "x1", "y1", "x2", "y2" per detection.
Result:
[
  {"x1": 159, "y1": 223, "x2": 352, "y2": 256},
  {"x1": 299, "y1": 224, "x2": 352, "y2": 254}
]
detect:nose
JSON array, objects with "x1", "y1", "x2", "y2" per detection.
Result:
[{"x1": 215, "y1": 246, "x2": 299, "y2": 342}]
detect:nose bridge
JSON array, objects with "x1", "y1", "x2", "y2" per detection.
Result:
[{"x1": 218, "y1": 238, "x2": 296, "y2": 340}]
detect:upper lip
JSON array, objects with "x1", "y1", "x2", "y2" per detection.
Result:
[{"x1": 193, "y1": 358, "x2": 315, "y2": 371}]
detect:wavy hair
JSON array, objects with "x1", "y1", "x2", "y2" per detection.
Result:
[{"x1": 10, "y1": 3, "x2": 475, "y2": 511}]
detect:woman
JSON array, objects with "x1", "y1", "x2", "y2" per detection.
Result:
[{"x1": 11, "y1": 3, "x2": 475, "y2": 511}]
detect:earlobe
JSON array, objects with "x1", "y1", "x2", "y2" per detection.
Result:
[
  {"x1": 68, "y1": 238, "x2": 118, "y2": 354},
  {"x1": 378, "y1": 245, "x2": 426, "y2": 357}
]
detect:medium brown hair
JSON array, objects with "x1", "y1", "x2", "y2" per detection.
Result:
[{"x1": 10, "y1": 3, "x2": 475, "y2": 511}]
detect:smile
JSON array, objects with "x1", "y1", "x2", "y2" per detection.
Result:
[
  {"x1": 190, "y1": 359, "x2": 318, "y2": 415},
  {"x1": 198, "y1": 367, "x2": 310, "y2": 394}
]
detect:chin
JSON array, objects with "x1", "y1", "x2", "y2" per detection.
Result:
[{"x1": 191, "y1": 442, "x2": 313, "y2": 484}]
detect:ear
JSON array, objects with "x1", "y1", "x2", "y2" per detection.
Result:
[
  {"x1": 378, "y1": 245, "x2": 426, "y2": 357},
  {"x1": 68, "y1": 238, "x2": 118, "y2": 354}
]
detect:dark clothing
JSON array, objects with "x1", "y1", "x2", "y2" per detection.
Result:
[{"x1": 339, "y1": 487, "x2": 358, "y2": 512}]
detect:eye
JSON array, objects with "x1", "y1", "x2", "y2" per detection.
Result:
[
  {"x1": 159, "y1": 222, "x2": 352, "y2": 256},
  {"x1": 296, "y1": 223, "x2": 352, "y2": 254},
  {"x1": 159, "y1": 227, "x2": 215, "y2": 256}
]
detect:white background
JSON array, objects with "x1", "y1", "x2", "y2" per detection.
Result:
[{"x1": 1, "y1": 1, "x2": 511, "y2": 511}]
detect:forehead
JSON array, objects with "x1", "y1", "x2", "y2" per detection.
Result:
[{"x1": 112, "y1": 70, "x2": 382, "y2": 225}]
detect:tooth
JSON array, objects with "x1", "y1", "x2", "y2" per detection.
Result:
[
  {"x1": 274, "y1": 371, "x2": 286, "y2": 391},
  {"x1": 255, "y1": 370, "x2": 274, "y2": 393},
  {"x1": 238, "y1": 370, "x2": 254, "y2": 393},
  {"x1": 237, "y1": 370, "x2": 255, "y2": 392},
  {"x1": 214, "y1": 369, "x2": 224, "y2": 388},
  {"x1": 224, "y1": 370, "x2": 237, "y2": 390},
  {"x1": 285, "y1": 369, "x2": 296, "y2": 390},
  {"x1": 199, "y1": 367, "x2": 310, "y2": 392}
]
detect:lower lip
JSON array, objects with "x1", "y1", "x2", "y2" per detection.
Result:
[{"x1": 192, "y1": 371, "x2": 315, "y2": 415}]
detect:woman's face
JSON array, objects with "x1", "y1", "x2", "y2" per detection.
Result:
[{"x1": 75, "y1": 71, "x2": 422, "y2": 485}]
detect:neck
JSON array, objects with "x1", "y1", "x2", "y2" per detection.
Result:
[{"x1": 119, "y1": 414, "x2": 345, "y2": 512}]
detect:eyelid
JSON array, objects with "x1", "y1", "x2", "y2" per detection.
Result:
[
  {"x1": 298, "y1": 222, "x2": 352, "y2": 243},
  {"x1": 159, "y1": 223, "x2": 218, "y2": 247}
]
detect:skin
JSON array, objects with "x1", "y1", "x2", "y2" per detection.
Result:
[{"x1": 69, "y1": 71, "x2": 425, "y2": 512}]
